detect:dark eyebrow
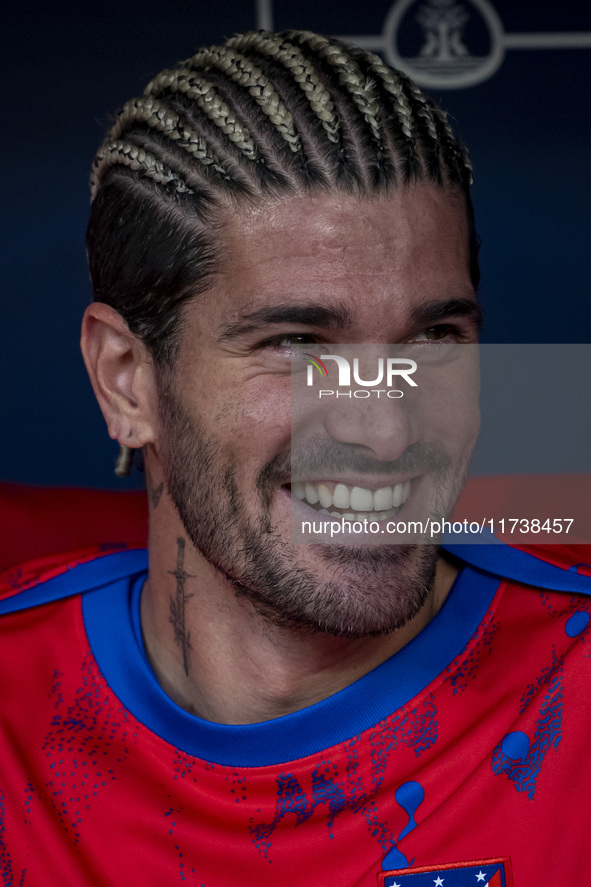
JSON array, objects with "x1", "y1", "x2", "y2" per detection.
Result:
[
  {"x1": 218, "y1": 302, "x2": 353, "y2": 342},
  {"x1": 410, "y1": 297, "x2": 483, "y2": 331}
]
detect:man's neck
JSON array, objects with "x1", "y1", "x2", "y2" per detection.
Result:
[{"x1": 141, "y1": 517, "x2": 458, "y2": 725}]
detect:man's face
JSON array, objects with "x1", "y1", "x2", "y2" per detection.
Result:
[{"x1": 156, "y1": 185, "x2": 480, "y2": 637}]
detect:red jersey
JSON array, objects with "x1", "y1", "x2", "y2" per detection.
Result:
[{"x1": 0, "y1": 542, "x2": 590, "y2": 886}]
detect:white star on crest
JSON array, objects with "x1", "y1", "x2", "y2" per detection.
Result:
[
  {"x1": 433, "y1": 878, "x2": 444, "y2": 886},
  {"x1": 390, "y1": 882, "x2": 401, "y2": 887},
  {"x1": 475, "y1": 873, "x2": 487, "y2": 883}
]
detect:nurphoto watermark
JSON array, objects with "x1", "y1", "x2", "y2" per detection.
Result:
[{"x1": 289, "y1": 344, "x2": 590, "y2": 545}]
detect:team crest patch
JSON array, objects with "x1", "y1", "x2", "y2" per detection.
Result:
[{"x1": 378, "y1": 858, "x2": 513, "y2": 887}]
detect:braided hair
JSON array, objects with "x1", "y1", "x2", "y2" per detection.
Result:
[{"x1": 87, "y1": 29, "x2": 478, "y2": 366}]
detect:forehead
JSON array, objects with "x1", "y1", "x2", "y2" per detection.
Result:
[{"x1": 193, "y1": 185, "x2": 474, "y2": 341}]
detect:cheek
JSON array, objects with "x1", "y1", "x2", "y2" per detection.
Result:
[
  {"x1": 211, "y1": 377, "x2": 293, "y2": 465},
  {"x1": 414, "y1": 360, "x2": 480, "y2": 453}
]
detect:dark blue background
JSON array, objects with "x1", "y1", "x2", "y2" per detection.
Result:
[{"x1": 2, "y1": 0, "x2": 590, "y2": 489}]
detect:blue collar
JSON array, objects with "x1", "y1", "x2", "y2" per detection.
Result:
[
  {"x1": 6, "y1": 542, "x2": 588, "y2": 767},
  {"x1": 82, "y1": 553, "x2": 498, "y2": 766}
]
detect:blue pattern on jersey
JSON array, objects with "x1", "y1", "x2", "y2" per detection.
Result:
[
  {"x1": 565, "y1": 610, "x2": 590, "y2": 636},
  {"x1": 492, "y1": 650, "x2": 563, "y2": 799},
  {"x1": 381, "y1": 780, "x2": 425, "y2": 869}
]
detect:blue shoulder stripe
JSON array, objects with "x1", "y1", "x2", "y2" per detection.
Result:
[
  {"x1": 443, "y1": 543, "x2": 591, "y2": 596},
  {"x1": 2, "y1": 546, "x2": 589, "y2": 617},
  {"x1": 0, "y1": 550, "x2": 149, "y2": 616}
]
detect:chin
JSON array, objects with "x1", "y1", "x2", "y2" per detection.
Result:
[{"x1": 229, "y1": 532, "x2": 441, "y2": 638}]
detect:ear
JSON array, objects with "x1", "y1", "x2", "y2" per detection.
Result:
[{"x1": 80, "y1": 303, "x2": 159, "y2": 448}]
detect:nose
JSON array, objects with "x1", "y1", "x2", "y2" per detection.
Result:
[{"x1": 323, "y1": 385, "x2": 417, "y2": 462}]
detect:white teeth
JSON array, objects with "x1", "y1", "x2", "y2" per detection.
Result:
[
  {"x1": 332, "y1": 483, "x2": 350, "y2": 509},
  {"x1": 350, "y1": 486, "x2": 373, "y2": 511},
  {"x1": 293, "y1": 479, "x2": 413, "y2": 513},
  {"x1": 374, "y1": 486, "x2": 393, "y2": 511},
  {"x1": 305, "y1": 482, "x2": 319, "y2": 505}
]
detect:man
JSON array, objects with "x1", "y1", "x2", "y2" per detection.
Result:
[{"x1": 1, "y1": 29, "x2": 590, "y2": 886}]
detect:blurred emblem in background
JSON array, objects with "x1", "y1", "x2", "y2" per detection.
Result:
[
  {"x1": 384, "y1": 0, "x2": 505, "y2": 88},
  {"x1": 261, "y1": 0, "x2": 591, "y2": 91}
]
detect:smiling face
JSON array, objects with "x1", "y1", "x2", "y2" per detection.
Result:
[{"x1": 156, "y1": 184, "x2": 481, "y2": 637}]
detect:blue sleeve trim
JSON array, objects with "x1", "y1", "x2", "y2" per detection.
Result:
[
  {"x1": 83, "y1": 561, "x2": 500, "y2": 768},
  {"x1": 0, "y1": 550, "x2": 149, "y2": 615},
  {"x1": 443, "y1": 544, "x2": 591, "y2": 595}
]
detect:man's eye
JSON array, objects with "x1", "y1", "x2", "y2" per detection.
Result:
[
  {"x1": 261, "y1": 334, "x2": 317, "y2": 351},
  {"x1": 409, "y1": 325, "x2": 457, "y2": 343}
]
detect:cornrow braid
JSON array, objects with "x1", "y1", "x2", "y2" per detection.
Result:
[
  {"x1": 90, "y1": 139, "x2": 193, "y2": 200},
  {"x1": 282, "y1": 30, "x2": 385, "y2": 174},
  {"x1": 187, "y1": 45, "x2": 304, "y2": 157},
  {"x1": 108, "y1": 96, "x2": 231, "y2": 179},
  {"x1": 432, "y1": 106, "x2": 474, "y2": 185},
  {"x1": 144, "y1": 71, "x2": 259, "y2": 162},
  {"x1": 87, "y1": 27, "x2": 478, "y2": 379},
  {"x1": 224, "y1": 31, "x2": 341, "y2": 147},
  {"x1": 391, "y1": 67, "x2": 443, "y2": 183},
  {"x1": 332, "y1": 44, "x2": 418, "y2": 180}
]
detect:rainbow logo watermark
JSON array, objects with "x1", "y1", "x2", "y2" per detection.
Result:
[{"x1": 303, "y1": 353, "x2": 329, "y2": 379}]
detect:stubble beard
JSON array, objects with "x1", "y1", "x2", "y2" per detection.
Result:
[{"x1": 157, "y1": 385, "x2": 464, "y2": 639}]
